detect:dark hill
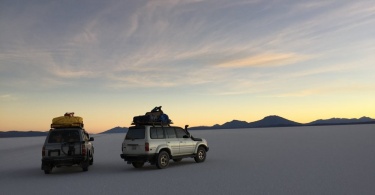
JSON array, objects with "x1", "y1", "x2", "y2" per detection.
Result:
[
  {"x1": 249, "y1": 115, "x2": 301, "y2": 127},
  {"x1": 219, "y1": 120, "x2": 250, "y2": 129},
  {"x1": 189, "y1": 115, "x2": 301, "y2": 130},
  {"x1": 100, "y1": 127, "x2": 128, "y2": 134}
]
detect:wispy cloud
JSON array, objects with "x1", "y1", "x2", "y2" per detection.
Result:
[
  {"x1": 0, "y1": 94, "x2": 17, "y2": 101},
  {"x1": 217, "y1": 53, "x2": 309, "y2": 68}
]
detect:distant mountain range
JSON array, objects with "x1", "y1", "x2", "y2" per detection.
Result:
[
  {"x1": 1, "y1": 116, "x2": 374, "y2": 137},
  {"x1": 0, "y1": 131, "x2": 48, "y2": 138},
  {"x1": 67, "y1": 115, "x2": 375, "y2": 133},
  {"x1": 189, "y1": 116, "x2": 375, "y2": 130}
]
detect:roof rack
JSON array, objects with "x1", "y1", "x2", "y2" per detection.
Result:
[
  {"x1": 131, "y1": 121, "x2": 173, "y2": 127},
  {"x1": 51, "y1": 123, "x2": 84, "y2": 129}
]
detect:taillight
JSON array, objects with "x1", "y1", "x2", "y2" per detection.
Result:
[
  {"x1": 82, "y1": 144, "x2": 86, "y2": 156},
  {"x1": 42, "y1": 146, "x2": 45, "y2": 157},
  {"x1": 145, "y1": 142, "x2": 149, "y2": 152}
]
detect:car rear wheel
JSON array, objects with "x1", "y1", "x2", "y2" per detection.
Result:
[
  {"x1": 156, "y1": 151, "x2": 170, "y2": 169},
  {"x1": 43, "y1": 166, "x2": 52, "y2": 174},
  {"x1": 82, "y1": 159, "x2": 89, "y2": 172}
]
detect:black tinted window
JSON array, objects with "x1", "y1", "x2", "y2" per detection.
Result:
[
  {"x1": 150, "y1": 127, "x2": 165, "y2": 139},
  {"x1": 165, "y1": 127, "x2": 176, "y2": 138},
  {"x1": 126, "y1": 127, "x2": 145, "y2": 140},
  {"x1": 175, "y1": 128, "x2": 188, "y2": 138},
  {"x1": 48, "y1": 130, "x2": 80, "y2": 143}
]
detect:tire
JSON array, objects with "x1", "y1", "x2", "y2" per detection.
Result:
[
  {"x1": 132, "y1": 162, "x2": 145, "y2": 168},
  {"x1": 43, "y1": 163, "x2": 52, "y2": 174},
  {"x1": 89, "y1": 154, "x2": 94, "y2": 165},
  {"x1": 156, "y1": 151, "x2": 170, "y2": 169},
  {"x1": 44, "y1": 166, "x2": 52, "y2": 174},
  {"x1": 173, "y1": 158, "x2": 182, "y2": 162},
  {"x1": 82, "y1": 164, "x2": 89, "y2": 172},
  {"x1": 82, "y1": 159, "x2": 89, "y2": 172},
  {"x1": 194, "y1": 146, "x2": 206, "y2": 163}
]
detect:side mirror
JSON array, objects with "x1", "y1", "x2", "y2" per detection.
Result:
[{"x1": 89, "y1": 137, "x2": 94, "y2": 141}]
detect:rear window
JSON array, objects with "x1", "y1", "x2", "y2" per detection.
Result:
[
  {"x1": 48, "y1": 130, "x2": 80, "y2": 143},
  {"x1": 126, "y1": 127, "x2": 145, "y2": 140}
]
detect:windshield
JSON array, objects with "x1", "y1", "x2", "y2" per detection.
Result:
[{"x1": 125, "y1": 127, "x2": 145, "y2": 140}]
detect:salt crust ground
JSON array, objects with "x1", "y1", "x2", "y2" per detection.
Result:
[{"x1": 1, "y1": 124, "x2": 375, "y2": 195}]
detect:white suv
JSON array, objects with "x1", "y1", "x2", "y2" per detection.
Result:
[{"x1": 120, "y1": 125, "x2": 209, "y2": 169}]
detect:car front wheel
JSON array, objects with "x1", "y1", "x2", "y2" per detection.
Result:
[{"x1": 194, "y1": 146, "x2": 206, "y2": 163}]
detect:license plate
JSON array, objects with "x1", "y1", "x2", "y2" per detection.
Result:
[
  {"x1": 132, "y1": 146, "x2": 137, "y2": 150},
  {"x1": 50, "y1": 151, "x2": 59, "y2": 156}
]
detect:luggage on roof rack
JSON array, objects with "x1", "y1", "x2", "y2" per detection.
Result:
[
  {"x1": 51, "y1": 112, "x2": 84, "y2": 128},
  {"x1": 132, "y1": 106, "x2": 172, "y2": 125}
]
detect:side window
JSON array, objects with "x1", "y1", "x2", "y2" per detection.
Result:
[
  {"x1": 150, "y1": 127, "x2": 157, "y2": 139},
  {"x1": 150, "y1": 127, "x2": 165, "y2": 139},
  {"x1": 175, "y1": 128, "x2": 188, "y2": 138},
  {"x1": 165, "y1": 127, "x2": 176, "y2": 138}
]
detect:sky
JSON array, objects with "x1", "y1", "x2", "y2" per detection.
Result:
[{"x1": 1, "y1": 0, "x2": 374, "y2": 133}]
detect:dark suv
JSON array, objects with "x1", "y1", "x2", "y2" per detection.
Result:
[{"x1": 41, "y1": 128, "x2": 94, "y2": 174}]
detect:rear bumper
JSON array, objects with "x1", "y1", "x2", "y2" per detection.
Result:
[
  {"x1": 120, "y1": 154, "x2": 156, "y2": 163},
  {"x1": 41, "y1": 156, "x2": 85, "y2": 168}
]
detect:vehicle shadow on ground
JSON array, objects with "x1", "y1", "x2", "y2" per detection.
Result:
[
  {"x1": 2, "y1": 159, "x2": 202, "y2": 178},
  {"x1": 1, "y1": 165, "x2": 86, "y2": 178},
  {"x1": 121, "y1": 159, "x2": 198, "y2": 172}
]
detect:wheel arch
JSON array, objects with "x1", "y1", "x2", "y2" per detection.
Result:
[
  {"x1": 195, "y1": 144, "x2": 208, "y2": 153},
  {"x1": 156, "y1": 147, "x2": 172, "y2": 157}
]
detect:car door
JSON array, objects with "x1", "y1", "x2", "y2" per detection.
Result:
[
  {"x1": 175, "y1": 127, "x2": 196, "y2": 155},
  {"x1": 164, "y1": 127, "x2": 180, "y2": 155}
]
